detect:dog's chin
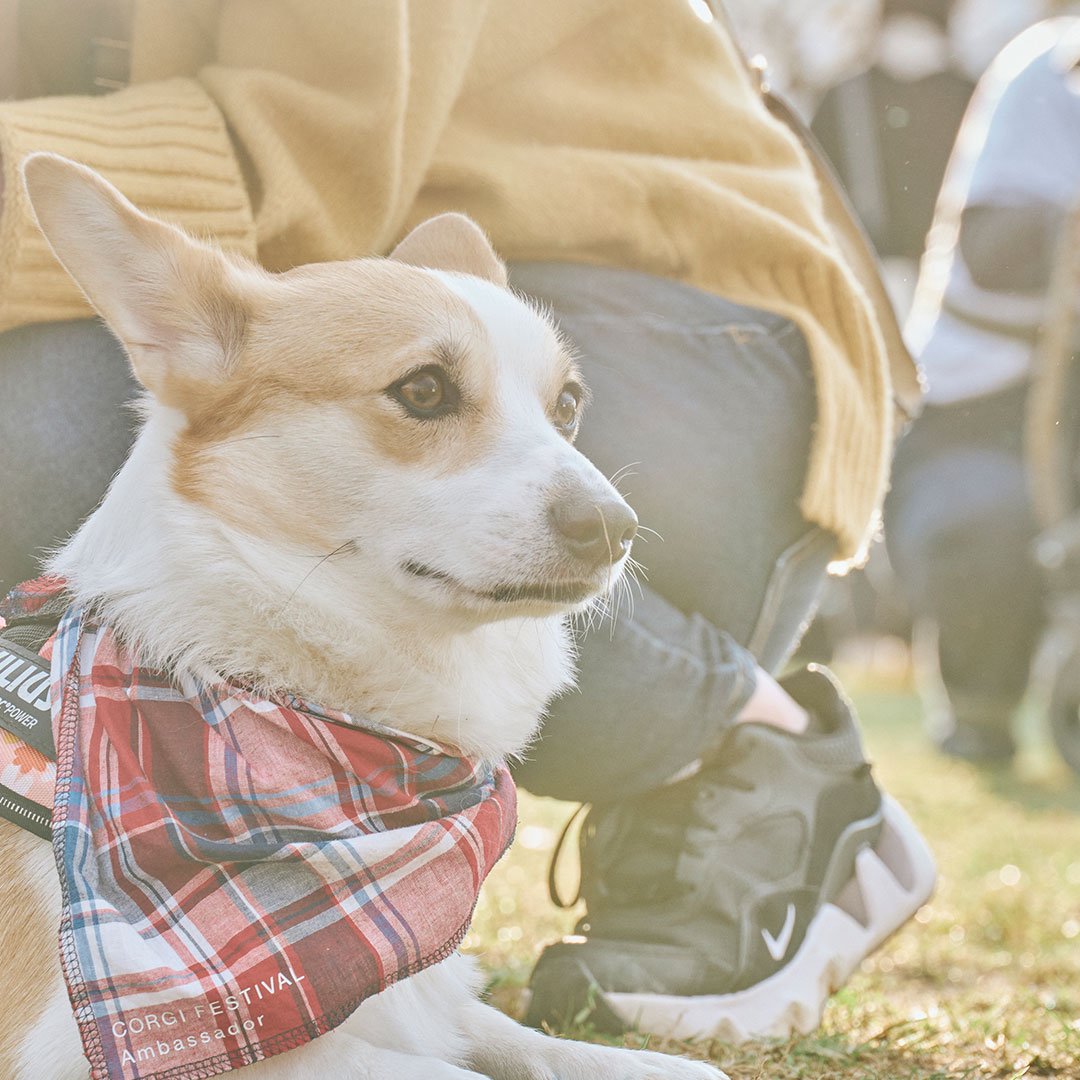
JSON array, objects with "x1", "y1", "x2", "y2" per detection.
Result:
[{"x1": 401, "y1": 559, "x2": 620, "y2": 617}]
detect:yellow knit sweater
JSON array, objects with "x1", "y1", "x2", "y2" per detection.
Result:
[{"x1": 0, "y1": 0, "x2": 896, "y2": 559}]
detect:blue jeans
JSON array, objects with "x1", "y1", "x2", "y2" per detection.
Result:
[{"x1": 0, "y1": 265, "x2": 835, "y2": 803}]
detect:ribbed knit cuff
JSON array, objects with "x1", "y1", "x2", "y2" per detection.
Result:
[{"x1": 0, "y1": 78, "x2": 256, "y2": 334}]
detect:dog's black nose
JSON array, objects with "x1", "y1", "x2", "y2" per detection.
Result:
[{"x1": 551, "y1": 496, "x2": 637, "y2": 566}]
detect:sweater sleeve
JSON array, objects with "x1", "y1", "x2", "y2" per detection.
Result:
[{"x1": 0, "y1": 78, "x2": 256, "y2": 334}]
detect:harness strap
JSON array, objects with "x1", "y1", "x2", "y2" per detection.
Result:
[{"x1": 0, "y1": 592, "x2": 65, "y2": 839}]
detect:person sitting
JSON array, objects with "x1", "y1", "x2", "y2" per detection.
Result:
[
  {"x1": 887, "y1": 17, "x2": 1080, "y2": 761},
  {"x1": 0, "y1": 0, "x2": 930, "y2": 1045}
]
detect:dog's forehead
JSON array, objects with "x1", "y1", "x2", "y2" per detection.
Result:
[
  {"x1": 432, "y1": 271, "x2": 565, "y2": 389},
  {"x1": 254, "y1": 260, "x2": 566, "y2": 394},
  {"x1": 264, "y1": 260, "x2": 480, "y2": 357}
]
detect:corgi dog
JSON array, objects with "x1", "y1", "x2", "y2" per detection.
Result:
[{"x1": 0, "y1": 154, "x2": 726, "y2": 1080}]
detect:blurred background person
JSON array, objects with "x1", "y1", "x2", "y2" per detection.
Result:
[
  {"x1": 886, "y1": 17, "x2": 1080, "y2": 762},
  {"x1": 811, "y1": 0, "x2": 974, "y2": 315}
]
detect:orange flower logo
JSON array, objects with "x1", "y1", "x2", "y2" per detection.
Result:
[{"x1": 13, "y1": 741, "x2": 47, "y2": 776}]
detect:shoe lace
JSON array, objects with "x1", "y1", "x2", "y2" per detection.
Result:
[{"x1": 548, "y1": 802, "x2": 590, "y2": 908}]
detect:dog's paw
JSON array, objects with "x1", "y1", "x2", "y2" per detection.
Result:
[
  {"x1": 609, "y1": 1049, "x2": 728, "y2": 1080},
  {"x1": 241, "y1": 1031, "x2": 493, "y2": 1080},
  {"x1": 650, "y1": 1056, "x2": 728, "y2": 1080},
  {"x1": 459, "y1": 1000, "x2": 727, "y2": 1080},
  {"x1": 527, "y1": 1041, "x2": 728, "y2": 1080}
]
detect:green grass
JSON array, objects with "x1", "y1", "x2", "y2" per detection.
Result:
[{"x1": 462, "y1": 662, "x2": 1080, "y2": 1078}]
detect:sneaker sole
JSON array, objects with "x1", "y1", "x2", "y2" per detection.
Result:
[{"x1": 598, "y1": 795, "x2": 936, "y2": 1043}]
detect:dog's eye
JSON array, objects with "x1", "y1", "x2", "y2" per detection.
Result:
[
  {"x1": 553, "y1": 385, "x2": 581, "y2": 435},
  {"x1": 389, "y1": 366, "x2": 460, "y2": 418}
]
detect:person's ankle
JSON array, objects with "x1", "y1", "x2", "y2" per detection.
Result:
[
  {"x1": 932, "y1": 697, "x2": 1017, "y2": 762},
  {"x1": 734, "y1": 665, "x2": 810, "y2": 734}
]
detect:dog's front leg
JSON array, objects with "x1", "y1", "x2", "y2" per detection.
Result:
[
  {"x1": 460, "y1": 1001, "x2": 729, "y2": 1080},
  {"x1": 240, "y1": 1030, "x2": 492, "y2": 1080}
]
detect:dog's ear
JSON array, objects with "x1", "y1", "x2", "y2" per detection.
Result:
[
  {"x1": 390, "y1": 213, "x2": 508, "y2": 287},
  {"x1": 22, "y1": 153, "x2": 249, "y2": 407}
]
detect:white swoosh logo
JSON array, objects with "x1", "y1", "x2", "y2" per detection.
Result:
[{"x1": 761, "y1": 902, "x2": 796, "y2": 962}]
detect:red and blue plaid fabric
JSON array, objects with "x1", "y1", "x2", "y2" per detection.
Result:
[{"x1": 4, "y1": 578, "x2": 516, "y2": 1080}]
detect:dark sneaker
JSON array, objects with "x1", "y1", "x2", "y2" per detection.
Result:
[{"x1": 525, "y1": 666, "x2": 936, "y2": 1042}]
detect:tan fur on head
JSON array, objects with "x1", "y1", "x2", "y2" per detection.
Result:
[
  {"x1": 390, "y1": 213, "x2": 508, "y2": 286},
  {"x1": 169, "y1": 260, "x2": 501, "y2": 551}
]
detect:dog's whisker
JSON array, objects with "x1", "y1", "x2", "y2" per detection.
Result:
[
  {"x1": 592, "y1": 503, "x2": 616, "y2": 610},
  {"x1": 607, "y1": 461, "x2": 641, "y2": 487},
  {"x1": 613, "y1": 583, "x2": 630, "y2": 630},
  {"x1": 587, "y1": 594, "x2": 611, "y2": 634},
  {"x1": 453, "y1": 673, "x2": 468, "y2": 751},
  {"x1": 583, "y1": 592, "x2": 610, "y2": 628},
  {"x1": 609, "y1": 578, "x2": 624, "y2": 641},
  {"x1": 635, "y1": 524, "x2": 665, "y2": 543},
  {"x1": 573, "y1": 594, "x2": 602, "y2": 635},
  {"x1": 279, "y1": 540, "x2": 356, "y2": 613},
  {"x1": 292, "y1": 544, "x2": 359, "y2": 561},
  {"x1": 376, "y1": 659, "x2": 422, "y2": 731},
  {"x1": 216, "y1": 434, "x2": 285, "y2": 445}
]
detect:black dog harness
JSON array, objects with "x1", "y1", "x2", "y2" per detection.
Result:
[{"x1": 0, "y1": 589, "x2": 65, "y2": 838}]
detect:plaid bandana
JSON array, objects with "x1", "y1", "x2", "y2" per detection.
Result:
[{"x1": 1, "y1": 578, "x2": 516, "y2": 1080}]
